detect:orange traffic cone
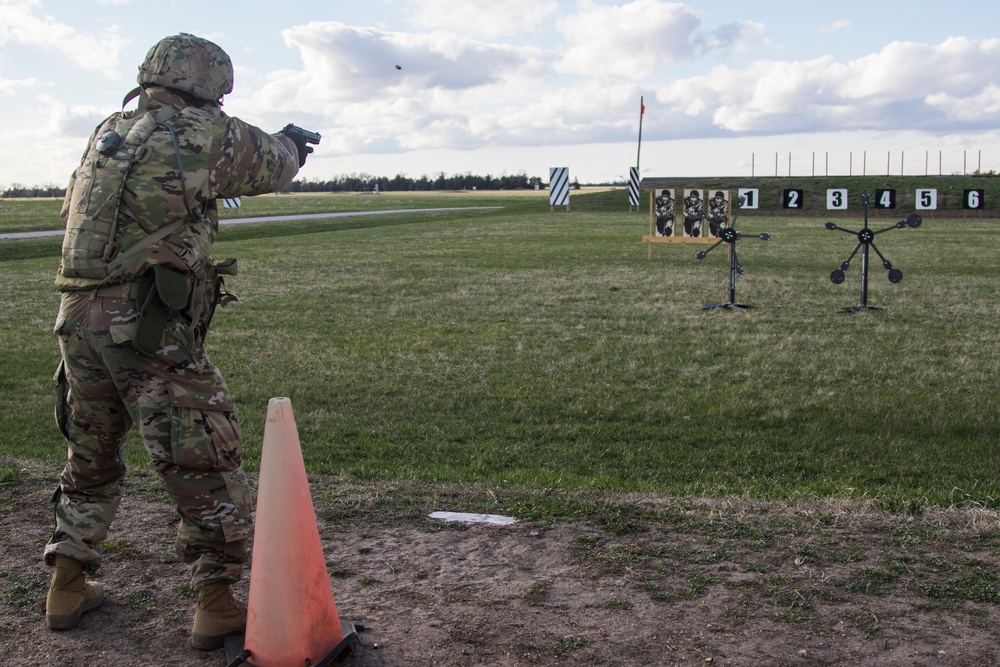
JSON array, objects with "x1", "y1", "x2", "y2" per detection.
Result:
[{"x1": 237, "y1": 397, "x2": 358, "y2": 666}]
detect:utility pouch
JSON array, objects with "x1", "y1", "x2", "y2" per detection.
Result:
[
  {"x1": 133, "y1": 266, "x2": 190, "y2": 356},
  {"x1": 153, "y1": 264, "x2": 190, "y2": 310},
  {"x1": 134, "y1": 272, "x2": 164, "y2": 357}
]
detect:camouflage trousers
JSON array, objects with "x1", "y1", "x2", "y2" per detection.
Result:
[{"x1": 43, "y1": 289, "x2": 253, "y2": 588}]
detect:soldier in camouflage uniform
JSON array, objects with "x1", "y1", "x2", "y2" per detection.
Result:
[{"x1": 43, "y1": 33, "x2": 313, "y2": 650}]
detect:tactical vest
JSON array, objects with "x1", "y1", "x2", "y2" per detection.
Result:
[{"x1": 59, "y1": 105, "x2": 203, "y2": 281}]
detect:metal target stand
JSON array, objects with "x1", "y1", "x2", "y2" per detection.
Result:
[
  {"x1": 695, "y1": 196, "x2": 771, "y2": 310},
  {"x1": 825, "y1": 193, "x2": 922, "y2": 312}
]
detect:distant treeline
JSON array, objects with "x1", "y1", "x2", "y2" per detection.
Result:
[
  {"x1": 0, "y1": 172, "x2": 561, "y2": 199},
  {"x1": 285, "y1": 172, "x2": 552, "y2": 193},
  {"x1": 1, "y1": 184, "x2": 68, "y2": 198}
]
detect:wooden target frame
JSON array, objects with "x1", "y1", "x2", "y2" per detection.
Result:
[{"x1": 643, "y1": 188, "x2": 732, "y2": 259}]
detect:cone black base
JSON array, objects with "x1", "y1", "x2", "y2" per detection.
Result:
[{"x1": 223, "y1": 620, "x2": 360, "y2": 666}]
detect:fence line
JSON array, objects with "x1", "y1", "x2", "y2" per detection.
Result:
[{"x1": 751, "y1": 150, "x2": 988, "y2": 178}]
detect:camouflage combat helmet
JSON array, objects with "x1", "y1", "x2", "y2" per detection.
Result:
[{"x1": 137, "y1": 33, "x2": 233, "y2": 102}]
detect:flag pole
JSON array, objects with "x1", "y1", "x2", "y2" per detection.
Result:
[{"x1": 636, "y1": 96, "x2": 644, "y2": 173}]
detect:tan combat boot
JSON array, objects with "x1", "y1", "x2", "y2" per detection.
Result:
[
  {"x1": 45, "y1": 555, "x2": 105, "y2": 630},
  {"x1": 191, "y1": 582, "x2": 247, "y2": 650}
]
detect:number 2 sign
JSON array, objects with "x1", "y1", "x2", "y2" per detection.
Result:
[{"x1": 783, "y1": 189, "x2": 804, "y2": 209}]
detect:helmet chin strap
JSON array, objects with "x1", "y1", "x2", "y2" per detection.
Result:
[{"x1": 121, "y1": 86, "x2": 149, "y2": 114}]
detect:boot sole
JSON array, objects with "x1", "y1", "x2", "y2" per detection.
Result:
[
  {"x1": 191, "y1": 628, "x2": 243, "y2": 651},
  {"x1": 46, "y1": 592, "x2": 105, "y2": 630}
]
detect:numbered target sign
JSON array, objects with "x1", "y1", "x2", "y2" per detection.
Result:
[
  {"x1": 783, "y1": 189, "x2": 804, "y2": 210},
  {"x1": 874, "y1": 189, "x2": 897, "y2": 209},
  {"x1": 915, "y1": 188, "x2": 938, "y2": 210},
  {"x1": 826, "y1": 189, "x2": 848, "y2": 210},
  {"x1": 737, "y1": 188, "x2": 759, "y2": 210},
  {"x1": 964, "y1": 189, "x2": 985, "y2": 210}
]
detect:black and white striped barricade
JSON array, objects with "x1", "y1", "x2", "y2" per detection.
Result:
[
  {"x1": 549, "y1": 167, "x2": 570, "y2": 212},
  {"x1": 641, "y1": 187, "x2": 732, "y2": 259},
  {"x1": 628, "y1": 167, "x2": 640, "y2": 212},
  {"x1": 222, "y1": 197, "x2": 242, "y2": 209}
]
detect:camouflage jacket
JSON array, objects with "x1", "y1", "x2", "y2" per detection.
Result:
[{"x1": 56, "y1": 86, "x2": 299, "y2": 291}]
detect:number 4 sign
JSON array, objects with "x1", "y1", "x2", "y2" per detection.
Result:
[{"x1": 874, "y1": 189, "x2": 896, "y2": 209}]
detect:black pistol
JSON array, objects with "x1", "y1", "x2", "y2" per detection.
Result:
[{"x1": 283, "y1": 124, "x2": 322, "y2": 146}]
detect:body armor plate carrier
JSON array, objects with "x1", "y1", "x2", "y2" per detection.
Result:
[{"x1": 60, "y1": 106, "x2": 184, "y2": 280}]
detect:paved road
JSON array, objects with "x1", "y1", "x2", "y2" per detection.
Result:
[{"x1": 0, "y1": 206, "x2": 503, "y2": 241}]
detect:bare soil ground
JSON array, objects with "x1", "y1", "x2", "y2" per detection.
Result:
[{"x1": 1, "y1": 459, "x2": 998, "y2": 667}]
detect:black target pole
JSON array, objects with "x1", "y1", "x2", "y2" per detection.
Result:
[
  {"x1": 728, "y1": 243, "x2": 738, "y2": 305},
  {"x1": 859, "y1": 235, "x2": 871, "y2": 309},
  {"x1": 824, "y1": 193, "x2": 921, "y2": 312},
  {"x1": 695, "y1": 197, "x2": 770, "y2": 310}
]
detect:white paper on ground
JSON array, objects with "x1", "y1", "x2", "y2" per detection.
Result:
[{"x1": 428, "y1": 511, "x2": 518, "y2": 525}]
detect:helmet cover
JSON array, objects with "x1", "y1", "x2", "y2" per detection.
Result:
[{"x1": 137, "y1": 33, "x2": 233, "y2": 102}]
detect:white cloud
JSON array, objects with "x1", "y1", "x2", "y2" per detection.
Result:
[
  {"x1": 232, "y1": 14, "x2": 1000, "y2": 165},
  {"x1": 819, "y1": 20, "x2": 851, "y2": 35},
  {"x1": 235, "y1": 20, "x2": 558, "y2": 154},
  {"x1": 6, "y1": 2, "x2": 1000, "y2": 187},
  {"x1": 0, "y1": 77, "x2": 40, "y2": 95},
  {"x1": 405, "y1": 0, "x2": 558, "y2": 37},
  {"x1": 0, "y1": 0, "x2": 128, "y2": 78},
  {"x1": 704, "y1": 20, "x2": 767, "y2": 54},
  {"x1": 556, "y1": 0, "x2": 703, "y2": 77},
  {"x1": 555, "y1": 1, "x2": 767, "y2": 79},
  {"x1": 927, "y1": 84, "x2": 1000, "y2": 122},
  {"x1": 41, "y1": 97, "x2": 108, "y2": 138},
  {"x1": 650, "y1": 37, "x2": 1000, "y2": 137}
]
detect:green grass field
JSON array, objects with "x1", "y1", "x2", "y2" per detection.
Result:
[{"x1": 1, "y1": 188, "x2": 998, "y2": 509}]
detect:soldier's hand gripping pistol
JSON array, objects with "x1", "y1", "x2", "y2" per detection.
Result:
[{"x1": 279, "y1": 124, "x2": 321, "y2": 167}]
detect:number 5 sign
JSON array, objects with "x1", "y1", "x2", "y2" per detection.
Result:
[{"x1": 915, "y1": 189, "x2": 937, "y2": 210}]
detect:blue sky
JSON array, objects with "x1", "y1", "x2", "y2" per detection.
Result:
[{"x1": 2, "y1": 0, "x2": 1000, "y2": 187}]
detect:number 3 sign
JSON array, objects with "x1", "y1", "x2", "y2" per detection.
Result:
[{"x1": 826, "y1": 189, "x2": 848, "y2": 210}]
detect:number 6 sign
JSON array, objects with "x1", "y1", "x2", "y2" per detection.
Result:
[{"x1": 964, "y1": 189, "x2": 985, "y2": 210}]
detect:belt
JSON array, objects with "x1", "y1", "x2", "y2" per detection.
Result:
[{"x1": 88, "y1": 281, "x2": 143, "y2": 300}]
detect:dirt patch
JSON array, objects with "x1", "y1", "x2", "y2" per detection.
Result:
[{"x1": 1, "y1": 459, "x2": 998, "y2": 666}]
